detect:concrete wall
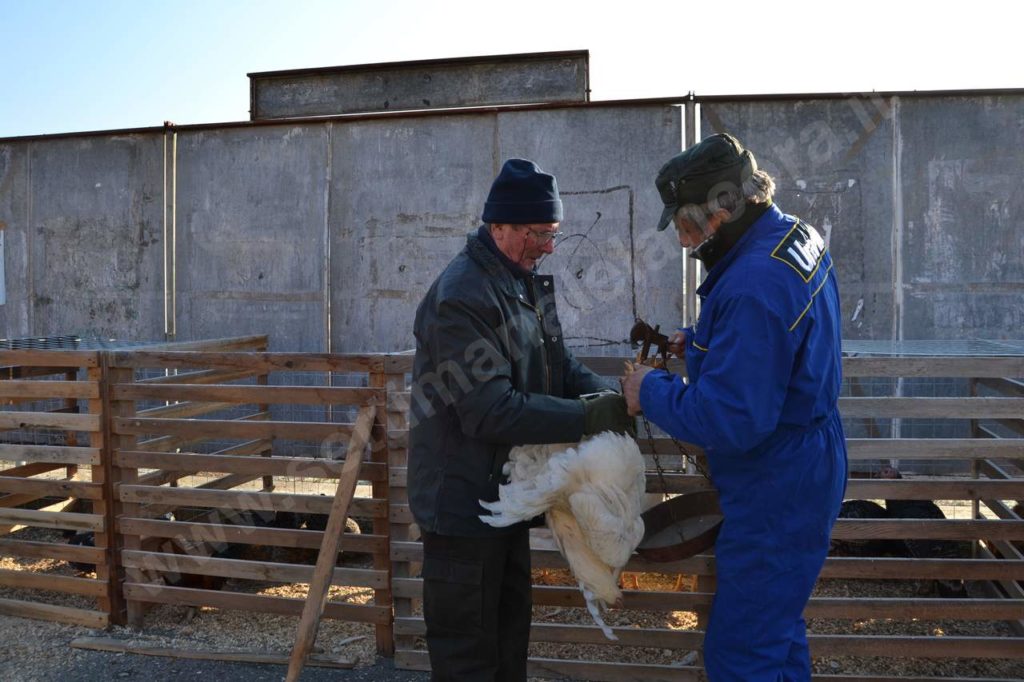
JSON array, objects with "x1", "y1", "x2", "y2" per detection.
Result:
[
  {"x1": 0, "y1": 134, "x2": 165, "y2": 340},
  {"x1": 174, "y1": 125, "x2": 331, "y2": 351},
  {"x1": 2, "y1": 90, "x2": 1022, "y2": 350},
  {"x1": 0, "y1": 103, "x2": 683, "y2": 352},
  {"x1": 701, "y1": 93, "x2": 1024, "y2": 341},
  {"x1": 250, "y1": 52, "x2": 589, "y2": 119}
]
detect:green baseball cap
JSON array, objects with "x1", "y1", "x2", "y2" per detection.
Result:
[{"x1": 655, "y1": 133, "x2": 758, "y2": 231}]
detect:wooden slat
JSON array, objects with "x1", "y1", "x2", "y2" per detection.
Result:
[
  {"x1": 395, "y1": 649, "x2": 700, "y2": 681},
  {"x1": 121, "y1": 550, "x2": 387, "y2": 589},
  {"x1": 399, "y1": 513, "x2": 1024, "y2": 543},
  {"x1": 114, "y1": 383, "x2": 385, "y2": 406},
  {"x1": 820, "y1": 557, "x2": 1024, "y2": 580},
  {"x1": 0, "y1": 567, "x2": 107, "y2": 597},
  {"x1": 397, "y1": 642, "x2": 1024, "y2": 674},
  {"x1": 0, "y1": 595, "x2": 107, "y2": 628},
  {"x1": 393, "y1": 579, "x2": 1024, "y2": 619},
  {"x1": 1, "y1": 366, "x2": 78, "y2": 380},
  {"x1": 117, "y1": 517, "x2": 387, "y2": 555},
  {"x1": 135, "y1": 469, "x2": 186, "y2": 487},
  {"x1": 841, "y1": 356, "x2": 1024, "y2": 378},
  {"x1": 118, "y1": 485, "x2": 386, "y2": 518},
  {"x1": 569, "y1": 553, "x2": 1024, "y2": 581},
  {"x1": 839, "y1": 397, "x2": 1024, "y2": 419},
  {"x1": 0, "y1": 350, "x2": 99, "y2": 368},
  {"x1": 137, "y1": 401, "x2": 237, "y2": 419},
  {"x1": 831, "y1": 518, "x2": 1024, "y2": 540},
  {"x1": 845, "y1": 478, "x2": 1024, "y2": 499},
  {"x1": 109, "y1": 351, "x2": 384, "y2": 374},
  {"x1": 0, "y1": 462, "x2": 64, "y2": 478},
  {"x1": 0, "y1": 476, "x2": 103, "y2": 500},
  {"x1": 383, "y1": 355, "x2": 414, "y2": 374},
  {"x1": 0, "y1": 508, "x2": 103, "y2": 532},
  {"x1": 122, "y1": 583, "x2": 390, "y2": 624},
  {"x1": 137, "y1": 431, "x2": 271, "y2": 455},
  {"x1": 70, "y1": 636, "x2": 354, "y2": 669},
  {"x1": 114, "y1": 451, "x2": 387, "y2": 482},
  {"x1": 137, "y1": 368, "x2": 263, "y2": 386},
  {"x1": 0, "y1": 537, "x2": 104, "y2": 564},
  {"x1": 288, "y1": 404, "x2": 375, "y2": 681},
  {"x1": 0, "y1": 410, "x2": 99, "y2": 431},
  {"x1": 114, "y1": 417, "x2": 354, "y2": 441},
  {"x1": 1, "y1": 491, "x2": 59, "y2": 514},
  {"x1": 0, "y1": 380, "x2": 99, "y2": 400},
  {"x1": 145, "y1": 335, "x2": 269, "y2": 352},
  {"x1": 807, "y1": 634, "x2": 1024, "y2": 658},
  {"x1": 847, "y1": 438, "x2": 1024, "y2": 459},
  {"x1": 0, "y1": 444, "x2": 101, "y2": 466},
  {"x1": 396, "y1": 617, "x2": 701, "y2": 647}
]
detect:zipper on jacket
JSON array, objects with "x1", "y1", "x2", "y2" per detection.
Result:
[{"x1": 528, "y1": 278, "x2": 552, "y2": 394}]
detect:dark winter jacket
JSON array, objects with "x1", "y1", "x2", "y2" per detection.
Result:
[{"x1": 409, "y1": 229, "x2": 610, "y2": 536}]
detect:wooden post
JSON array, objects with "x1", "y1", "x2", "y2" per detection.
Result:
[
  {"x1": 369, "y1": 362, "x2": 397, "y2": 657},
  {"x1": 381, "y1": 360, "x2": 414, "y2": 658},
  {"x1": 93, "y1": 359, "x2": 126, "y2": 625},
  {"x1": 104, "y1": 357, "x2": 145, "y2": 627},
  {"x1": 258, "y1": 368, "x2": 273, "y2": 491},
  {"x1": 286, "y1": 405, "x2": 376, "y2": 682}
]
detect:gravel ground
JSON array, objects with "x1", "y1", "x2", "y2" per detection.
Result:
[
  {"x1": 4, "y1": 524, "x2": 1024, "y2": 680},
  {"x1": 0, "y1": 615, "x2": 428, "y2": 682}
]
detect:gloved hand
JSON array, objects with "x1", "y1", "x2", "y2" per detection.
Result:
[{"x1": 581, "y1": 391, "x2": 636, "y2": 437}]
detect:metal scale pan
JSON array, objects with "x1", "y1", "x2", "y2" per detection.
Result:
[{"x1": 636, "y1": 490, "x2": 723, "y2": 562}]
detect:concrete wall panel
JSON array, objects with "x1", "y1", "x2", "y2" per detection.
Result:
[
  {"x1": 174, "y1": 125, "x2": 329, "y2": 350},
  {"x1": 329, "y1": 115, "x2": 495, "y2": 352},
  {"x1": 10, "y1": 135, "x2": 164, "y2": 339},
  {"x1": 496, "y1": 105, "x2": 683, "y2": 351},
  {"x1": 701, "y1": 98, "x2": 897, "y2": 340},
  {"x1": 0, "y1": 143, "x2": 30, "y2": 338},
  {"x1": 252, "y1": 52, "x2": 588, "y2": 119},
  {"x1": 899, "y1": 95, "x2": 1024, "y2": 338}
]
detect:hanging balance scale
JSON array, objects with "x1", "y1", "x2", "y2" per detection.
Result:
[{"x1": 627, "y1": 319, "x2": 724, "y2": 562}]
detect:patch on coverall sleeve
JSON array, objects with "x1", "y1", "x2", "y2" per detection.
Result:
[{"x1": 771, "y1": 221, "x2": 826, "y2": 282}]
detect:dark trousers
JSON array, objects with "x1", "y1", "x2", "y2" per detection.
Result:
[{"x1": 421, "y1": 527, "x2": 532, "y2": 682}]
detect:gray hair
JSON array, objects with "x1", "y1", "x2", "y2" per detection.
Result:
[{"x1": 675, "y1": 169, "x2": 776, "y2": 229}]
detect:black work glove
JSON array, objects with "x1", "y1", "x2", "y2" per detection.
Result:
[{"x1": 580, "y1": 391, "x2": 636, "y2": 438}]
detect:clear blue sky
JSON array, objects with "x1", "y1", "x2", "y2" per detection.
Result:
[{"x1": 1, "y1": 0, "x2": 1019, "y2": 138}]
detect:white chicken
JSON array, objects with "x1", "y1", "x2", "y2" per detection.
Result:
[{"x1": 478, "y1": 431, "x2": 647, "y2": 640}]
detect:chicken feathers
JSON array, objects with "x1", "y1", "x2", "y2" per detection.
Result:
[{"x1": 478, "y1": 431, "x2": 647, "y2": 640}]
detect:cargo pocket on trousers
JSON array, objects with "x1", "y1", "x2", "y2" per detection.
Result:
[{"x1": 422, "y1": 557, "x2": 484, "y2": 634}]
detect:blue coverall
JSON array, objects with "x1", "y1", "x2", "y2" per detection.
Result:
[{"x1": 640, "y1": 204, "x2": 848, "y2": 681}]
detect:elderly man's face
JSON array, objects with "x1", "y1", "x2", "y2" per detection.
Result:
[
  {"x1": 673, "y1": 210, "x2": 726, "y2": 249},
  {"x1": 490, "y1": 223, "x2": 560, "y2": 270}
]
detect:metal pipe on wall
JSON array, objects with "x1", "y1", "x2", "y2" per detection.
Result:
[{"x1": 163, "y1": 124, "x2": 178, "y2": 341}]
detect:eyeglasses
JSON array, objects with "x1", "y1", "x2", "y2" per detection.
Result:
[{"x1": 520, "y1": 227, "x2": 563, "y2": 245}]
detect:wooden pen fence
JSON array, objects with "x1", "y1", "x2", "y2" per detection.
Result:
[
  {"x1": 0, "y1": 348, "x2": 110, "y2": 628},
  {"x1": 388, "y1": 354, "x2": 1024, "y2": 681},
  {"x1": 106, "y1": 348, "x2": 394, "y2": 654},
  {"x1": 1, "y1": 346, "x2": 1023, "y2": 679}
]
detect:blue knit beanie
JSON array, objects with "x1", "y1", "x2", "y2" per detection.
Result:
[{"x1": 482, "y1": 159, "x2": 563, "y2": 224}]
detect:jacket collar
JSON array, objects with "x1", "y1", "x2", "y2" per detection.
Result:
[
  {"x1": 697, "y1": 203, "x2": 785, "y2": 297},
  {"x1": 476, "y1": 225, "x2": 533, "y2": 278},
  {"x1": 466, "y1": 228, "x2": 526, "y2": 297}
]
